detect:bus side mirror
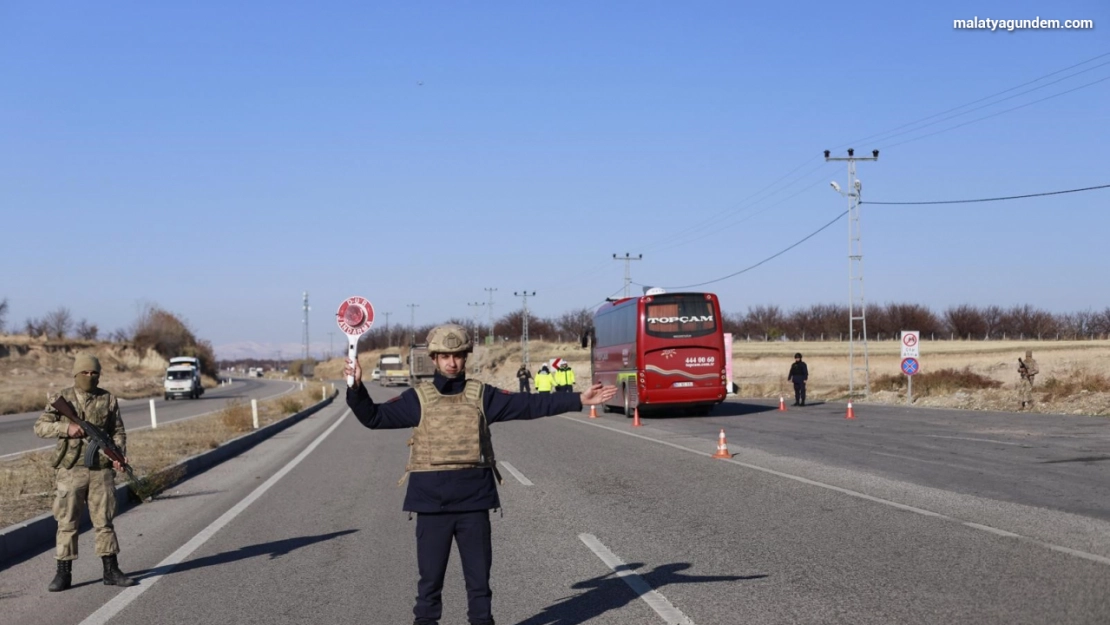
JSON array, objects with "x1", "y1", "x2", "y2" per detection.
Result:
[{"x1": 580, "y1": 329, "x2": 592, "y2": 349}]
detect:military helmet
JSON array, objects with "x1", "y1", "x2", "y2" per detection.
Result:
[
  {"x1": 426, "y1": 323, "x2": 472, "y2": 355},
  {"x1": 794, "y1": 353, "x2": 802, "y2": 359}
]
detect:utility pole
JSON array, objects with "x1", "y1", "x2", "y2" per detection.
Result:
[
  {"x1": 467, "y1": 302, "x2": 485, "y2": 343},
  {"x1": 825, "y1": 148, "x2": 879, "y2": 399},
  {"x1": 514, "y1": 290, "x2": 536, "y2": 368},
  {"x1": 383, "y1": 312, "x2": 392, "y2": 347},
  {"x1": 612, "y1": 253, "x2": 642, "y2": 297},
  {"x1": 302, "y1": 291, "x2": 311, "y2": 361},
  {"x1": 484, "y1": 287, "x2": 498, "y2": 343},
  {"x1": 407, "y1": 304, "x2": 419, "y2": 347}
]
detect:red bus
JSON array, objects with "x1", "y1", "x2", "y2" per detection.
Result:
[{"x1": 583, "y1": 291, "x2": 727, "y2": 416}]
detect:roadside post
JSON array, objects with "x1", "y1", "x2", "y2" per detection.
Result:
[
  {"x1": 336, "y1": 296, "x2": 375, "y2": 387},
  {"x1": 724, "y1": 332, "x2": 734, "y2": 395},
  {"x1": 901, "y1": 331, "x2": 920, "y2": 404},
  {"x1": 149, "y1": 399, "x2": 157, "y2": 429},
  {"x1": 251, "y1": 398, "x2": 259, "y2": 429}
]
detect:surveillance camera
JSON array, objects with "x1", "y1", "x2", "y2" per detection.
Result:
[
  {"x1": 854, "y1": 180, "x2": 862, "y2": 191},
  {"x1": 830, "y1": 181, "x2": 841, "y2": 192}
]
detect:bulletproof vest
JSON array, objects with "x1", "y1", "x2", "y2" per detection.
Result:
[
  {"x1": 402, "y1": 380, "x2": 496, "y2": 482},
  {"x1": 1024, "y1": 358, "x2": 1039, "y2": 377},
  {"x1": 50, "y1": 387, "x2": 118, "y2": 470}
]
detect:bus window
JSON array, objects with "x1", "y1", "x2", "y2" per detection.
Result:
[{"x1": 645, "y1": 296, "x2": 717, "y2": 339}]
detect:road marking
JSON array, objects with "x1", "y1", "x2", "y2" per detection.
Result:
[
  {"x1": 579, "y1": 533, "x2": 696, "y2": 625},
  {"x1": 923, "y1": 434, "x2": 1029, "y2": 446},
  {"x1": 562, "y1": 416, "x2": 1110, "y2": 568},
  {"x1": 78, "y1": 407, "x2": 351, "y2": 625},
  {"x1": 498, "y1": 461, "x2": 533, "y2": 486},
  {"x1": 0, "y1": 382, "x2": 299, "y2": 462}
]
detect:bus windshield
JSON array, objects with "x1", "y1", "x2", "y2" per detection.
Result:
[{"x1": 644, "y1": 294, "x2": 717, "y2": 339}]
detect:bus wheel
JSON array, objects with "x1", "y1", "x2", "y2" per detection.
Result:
[{"x1": 623, "y1": 386, "x2": 632, "y2": 417}]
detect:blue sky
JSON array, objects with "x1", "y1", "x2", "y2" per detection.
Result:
[{"x1": 2, "y1": 1, "x2": 1107, "y2": 358}]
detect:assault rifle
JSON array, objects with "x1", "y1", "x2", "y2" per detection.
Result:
[{"x1": 50, "y1": 396, "x2": 149, "y2": 501}]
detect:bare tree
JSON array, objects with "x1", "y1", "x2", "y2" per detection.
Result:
[
  {"x1": 75, "y1": 319, "x2": 99, "y2": 340},
  {"x1": 555, "y1": 308, "x2": 595, "y2": 342},
  {"x1": 944, "y1": 304, "x2": 986, "y2": 339},
  {"x1": 24, "y1": 317, "x2": 46, "y2": 337},
  {"x1": 43, "y1": 307, "x2": 74, "y2": 339}
]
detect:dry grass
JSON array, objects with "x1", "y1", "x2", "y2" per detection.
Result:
[
  {"x1": 0, "y1": 383, "x2": 333, "y2": 528},
  {"x1": 0, "y1": 337, "x2": 223, "y2": 416},
  {"x1": 316, "y1": 339, "x2": 1110, "y2": 414}
]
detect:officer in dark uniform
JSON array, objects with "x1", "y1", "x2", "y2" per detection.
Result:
[
  {"x1": 787, "y1": 352, "x2": 809, "y2": 406},
  {"x1": 345, "y1": 324, "x2": 615, "y2": 625}
]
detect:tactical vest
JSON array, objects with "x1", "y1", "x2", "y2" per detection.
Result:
[
  {"x1": 401, "y1": 380, "x2": 500, "y2": 485},
  {"x1": 48, "y1": 387, "x2": 119, "y2": 470}
]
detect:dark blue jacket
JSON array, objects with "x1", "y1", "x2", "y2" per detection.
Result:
[{"x1": 347, "y1": 371, "x2": 582, "y2": 513}]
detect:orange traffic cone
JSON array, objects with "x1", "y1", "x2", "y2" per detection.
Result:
[
  {"x1": 712, "y1": 429, "x2": 731, "y2": 459},
  {"x1": 588, "y1": 404, "x2": 598, "y2": 419},
  {"x1": 778, "y1": 396, "x2": 787, "y2": 411},
  {"x1": 632, "y1": 406, "x2": 643, "y2": 427},
  {"x1": 845, "y1": 401, "x2": 856, "y2": 420}
]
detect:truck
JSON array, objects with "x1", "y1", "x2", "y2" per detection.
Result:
[
  {"x1": 378, "y1": 353, "x2": 408, "y2": 387},
  {"x1": 408, "y1": 344, "x2": 435, "y2": 386},
  {"x1": 165, "y1": 357, "x2": 204, "y2": 400}
]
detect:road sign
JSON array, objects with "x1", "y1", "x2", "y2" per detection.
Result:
[
  {"x1": 901, "y1": 331, "x2": 920, "y2": 358},
  {"x1": 336, "y1": 296, "x2": 375, "y2": 386},
  {"x1": 901, "y1": 357, "x2": 920, "y2": 376}
]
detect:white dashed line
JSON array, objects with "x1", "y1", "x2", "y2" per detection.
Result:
[
  {"x1": 579, "y1": 533, "x2": 696, "y2": 625},
  {"x1": 498, "y1": 460, "x2": 533, "y2": 486}
]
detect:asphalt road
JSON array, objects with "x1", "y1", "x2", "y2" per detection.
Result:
[
  {"x1": 0, "y1": 377, "x2": 302, "y2": 459},
  {"x1": 2, "y1": 385, "x2": 1108, "y2": 624}
]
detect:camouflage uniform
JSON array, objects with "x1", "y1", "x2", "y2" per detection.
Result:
[
  {"x1": 34, "y1": 354, "x2": 136, "y2": 591},
  {"x1": 1018, "y1": 350, "x2": 1039, "y2": 409}
]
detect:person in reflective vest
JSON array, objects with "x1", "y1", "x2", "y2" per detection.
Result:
[
  {"x1": 534, "y1": 365, "x2": 554, "y2": 393},
  {"x1": 345, "y1": 324, "x2": 615, "y2": 625},
  {"x1": 553, "y1": 363, "x2": 576, "y2": 393}
]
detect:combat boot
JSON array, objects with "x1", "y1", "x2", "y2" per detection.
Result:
[
  {"x1": 102, "y1": 554, "x2": 138, "y2": 587},
  {"x1": 48, "y1": 559, "x2": 72, "y2": 592}
]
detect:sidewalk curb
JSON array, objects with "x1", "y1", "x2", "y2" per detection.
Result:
[{"x1": 0, "y1": 392, "x2": 338, "y2": 568}]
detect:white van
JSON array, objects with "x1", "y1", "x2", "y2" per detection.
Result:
[{"x1": 164, "y1": 357, "x2": 204, "y2": 400}]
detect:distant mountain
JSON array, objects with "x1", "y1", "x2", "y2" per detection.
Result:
[{"x1": 215, "y1": 341, "x2": 334, "y2": 361}]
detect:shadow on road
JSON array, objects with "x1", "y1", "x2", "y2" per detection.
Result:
[
  {"x1": 131, "y1": 529, "x2": 358, "y2": 580},
  {"x1": 513, "y1": 561, "x2": 766, "y2": 625},
  {"x1": 708, "y1": 403, "x2": 779, "y2": 417}
]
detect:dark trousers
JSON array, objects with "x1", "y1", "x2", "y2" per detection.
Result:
[
  {"x1": 793, "y1": 381, "x2": 806, "y2": 405},
  {"x1": 414, "y1": 511, "x2": 493, "y2": 625},
  {"x1": 555, "y1": 385, "x2": 571, "y2": 393},
  {"x1": 518, "y1": 379, "x2": 530, "y2": 393}
]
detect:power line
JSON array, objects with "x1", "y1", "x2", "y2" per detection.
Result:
[
  {"x1": 833, "y1": 52, "x2": 1110, "y2": 149},
  {"x1": 641, "y1": 210, "x2": 848, "y2": 290},
  {"x1": 864, "y1": 183, "x2": 1110, "y2": 206},
  {"x1": 882, "y1": 74, "x2": 1110, "y2": 150}
]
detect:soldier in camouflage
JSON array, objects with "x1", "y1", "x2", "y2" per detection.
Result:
[
  {"x1": 1017, "y1": 349, "x2": 1039, "y2": 410},
  {"x1": 345, "y1": 324, "x2": 615, "y2": 625},
  {"x1": 34, "y1": 354, "x2": 138, "y2": 592}
]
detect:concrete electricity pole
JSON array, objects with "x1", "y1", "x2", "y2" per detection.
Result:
[
  {"x1": 514, "y1": 290, "x2": 536, "y2": 368},
  {"x1": 383, "y1": 312, "x2": 392, "y2": 347},
  {"x1": 484, "y1": 287, "x2": 498, "y2": 343},
  {"x1": 467, "y1": 302, "x2": 485, "y2": 342},
  {"x1": 612, "y1": 253, "x2": 642, "y2": 297},
  {"x1": 825, "y1": 148, "x2": 879, "y2": 399},
  {"x1": 302, "y1": 291, "x2": 311, "y2": 361},
  {"x1": 407, "y1": 304, "x2": 419, "y2": 347}
]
